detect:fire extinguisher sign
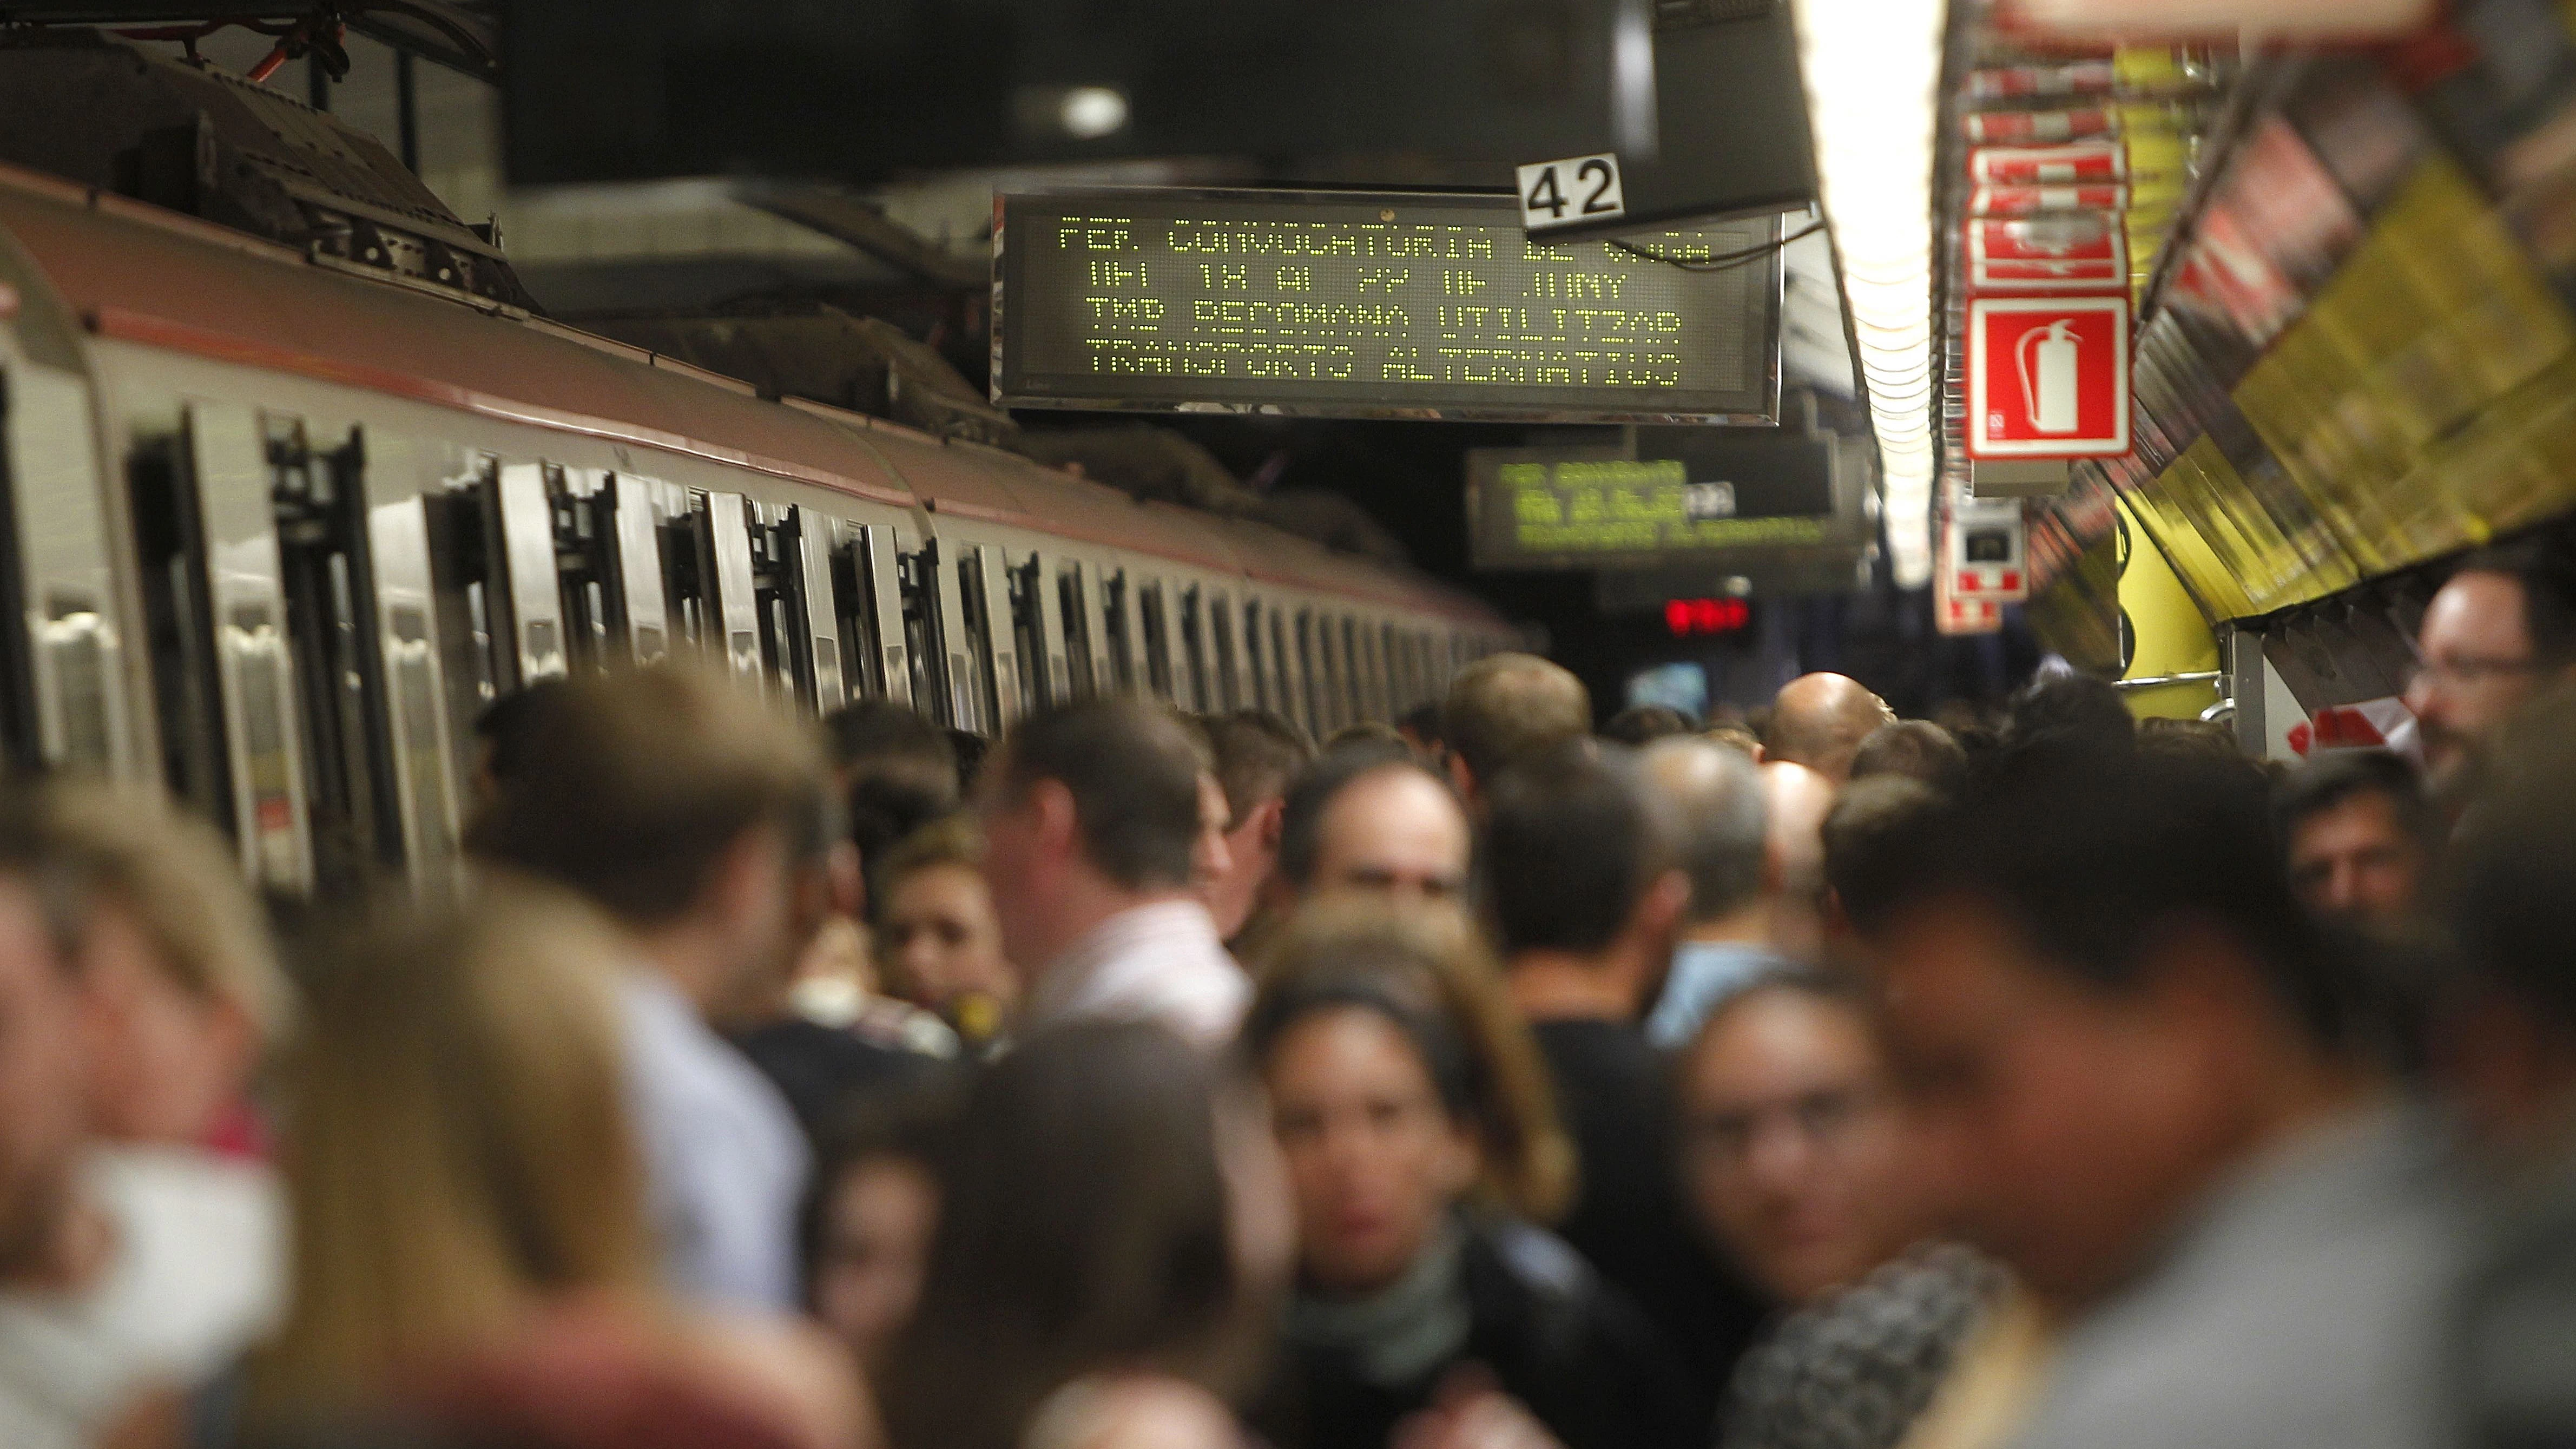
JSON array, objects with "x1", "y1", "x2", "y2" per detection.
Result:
[{"x1": 1966, "y1": 296, "x2": 2131, "y2": 459}]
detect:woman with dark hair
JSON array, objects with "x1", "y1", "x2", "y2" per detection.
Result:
[
  {"x1": 880, "y1": 1022, "x2": 1285, "y2": 1449},
  {"x1": 1243, "y1": 904, "x2": 1697, "y2": 1449}
]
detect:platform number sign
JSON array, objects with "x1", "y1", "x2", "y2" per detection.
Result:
[{"x1": 1517, "y1": 153, "x2": 1626, "y2": 233}]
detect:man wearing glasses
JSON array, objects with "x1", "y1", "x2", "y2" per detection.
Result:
[{"x1": 2403, "y1": 543, "x2": 2576, "y2": 804}]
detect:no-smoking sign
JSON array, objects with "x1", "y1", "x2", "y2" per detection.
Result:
[{"x1": 1965, "y1": 296, "x2": 2131, "y2": 459}]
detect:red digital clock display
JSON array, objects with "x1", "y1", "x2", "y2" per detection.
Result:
[{"x1": 1665, "y1": 597, "x2": 1753, "y2": 637}]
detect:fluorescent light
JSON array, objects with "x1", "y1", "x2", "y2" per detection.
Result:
[{"x1": 1791, "y1": 0, "x2": 1948, "y2": 588}]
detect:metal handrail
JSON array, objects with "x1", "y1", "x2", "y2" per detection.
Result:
[{"x1": 2111, "y1": 670, "x2": 2224, "y2": 691}]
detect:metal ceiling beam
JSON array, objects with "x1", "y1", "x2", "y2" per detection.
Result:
[{"x1": 0, "y1": 2, "x2": 497, "y2": 79}]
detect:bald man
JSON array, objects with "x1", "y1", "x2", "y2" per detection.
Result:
[
  {"x1": 1762, "y1": 760, "x2": 1837, "y2": 960},
  {"x1": 1440, "y1": 652, "x2": 1592, "y2": 809},
  {"x1": 1762, "y1": 674, "x2": 1896, "y2": 784}
]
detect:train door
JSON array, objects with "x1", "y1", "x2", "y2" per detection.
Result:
[
  {"x1": 821, "y1": 515, "x2": 913, "y2": 707},
  {"x1": 143, "y1": 402, "x2": 311, "y2": 893},
  {"x1": 1208, "y1": 589, "x2": 1242, "y2": 713},
  {"x1": 363, "y1": 461, "x2": 467, "y2": 893},
  {"x1": 737, "y1": 499, "x2": 836, "y2": 711},
  {"x1": 699, "y1": 491, "x2": 765, "y2": 691},
  {"x1": 899, "y1": 538, "x2": 969, "y2": 729},
  {"x1": 1137, "y1": 574, "x2": 1176, "y2": 703},
  {"x1": 493, "y1": 463, "x2": 569, "y2": 688},
  {"x1": 942, "y1": 541, "x2": 1020, "y2": 735},
  {"x1": 1269, "y1": 604, "x2": 1301, "y2": 737},
  {"x1": 1174, "y1": 581, "x2": 1209, "y2": 712},
  {"x1": 0, "y1": 355, "x2": 127, "y2": 779},
  {"x1": 1231, "y1": 592, "x2": 1262, "y2": 712},
  {"x1": 1018, "y1": 549, "x2": 1073, "y2": 709},
  {"x1": 1052, "y1": 555, "x2": 1105, "y2": 701},
  {"x1": 610, "y1": 475, "x2": 674, "y2": 664},
  {"x1": 1100, "y1": 564, "x2": 1143, "y2": 696},
  {"x1": 266, "y1": 418, "x2": 407, "y2": 897}
]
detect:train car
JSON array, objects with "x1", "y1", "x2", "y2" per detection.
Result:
[{"x1": 0, "y1": 162, "x2": 1517, "y2": 900}]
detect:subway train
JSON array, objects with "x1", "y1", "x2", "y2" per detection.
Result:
[{"x1": 0, "y1": 161, "x2": 1517, "y2": 901}]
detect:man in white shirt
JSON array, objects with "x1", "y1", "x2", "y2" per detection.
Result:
[
  {"x1": 979, "y1": 698, "x2": 1249, "y2": 1049},
  {"x1": 468, "y1": 665, "x2": 826, "y2": 1310}
]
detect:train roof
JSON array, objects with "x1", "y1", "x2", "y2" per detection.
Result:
[{"x1": 0, "y1": 162, "x2": 1503, "y2": 629}]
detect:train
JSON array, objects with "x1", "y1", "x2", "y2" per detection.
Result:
[{"x1": 0, "y1": 160, "x2": 1517, "y2": 900}]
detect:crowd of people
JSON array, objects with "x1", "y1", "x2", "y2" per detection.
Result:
[{"x1": 3, "y1": 541, "x2": 2575, "y2": 1449}]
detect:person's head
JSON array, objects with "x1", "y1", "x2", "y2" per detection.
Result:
[
  {"x1": 29, "y1": 782, "x2": 289, "y2": 1146},
  {"x1": 1246, "y1": 904, "x2": 1573, "y2": 1296},
  {"x1": 2275, "y1": 751, "x2": 2439, "y2": 933},
  {"x1": 827, "y1": 701, "x2": 961, "y2": 923},
  {"x1": 1853, "y1": 743, "x2": 2348, "y2": 1309},
  {"x1": 974, "y1": 698, "x2": 1208, "y2": 973},
  {"x1": 802, "y1": 1091, "x2": 959, "y2": 1373},
  {"x1": 1821, "y1": 775, "x2": 1948, "y2": 939},
  {"x1": 1763, "y1": 761, "x2": 1838, "y2": 954},
  {"x1": 873, "y1": 816, "x2": 1016, "y2": 1029},
  {"x1": 1763, "y1": 675, "x2": 1897, "y2": 783},
  {"x1": 1481, "y1": 742, "x2": 1688, "y2": 1000},
  {"x1": 1603, "y1": 703, "x2": 1696, "y2": 747},
  {"x1": 1395, "y1": 702, "x2": 1444, "y2": 760},
  {"x1": 0, "y1": 800, "x2": 98, "y2": 1280},
  {"x1": 1644, "y1": 736, "x2": 1772, "y2": 930},
  {"x1": 1193, "y1": 712, "x2": 1312, "y2": 941},
  {"x1": 1848, "y1": 720, "x2": 1967, "y2": 795},
  {"x1": 252, "y1": 881, "x2": 654, "y2": 1424},
  {"x1": 2405, "y1": 543, "x2": 2576, "y2": 798},
  {"x1": 1676, "y1": 966, "x2": 1920, "y2": 1305},
  {"x1": 1439, "y1": 653, "x2": 1591, "y2": 803},
  {"x1": 2441, "y1": 687, "x2": 2576, "y2": 1160},
  {"x1": 469, "y1": 678, "x2": 573, "y2": 807},
  {"x1": 2002, "y1": 673, "x2": 2134, "y2": 753},
  {"x1": 466, "y1": 664, "x2": 842, "y2": 1022},
  {"x1": 882, "y1": 1022, "x2": 1270, "y2": 1449},
  {"x1": 1274, "y1": 745, "x2": 1472, "y2": 911}
]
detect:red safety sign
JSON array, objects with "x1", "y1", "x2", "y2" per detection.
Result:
[
  {"x1": 1968, "y1": 143, "x2": 2127, "y2": 187},
  {"x1": 1966, "y1": 215, "x2": 2129, "y2": 294},
  {"x1": 1966, "y1": 296, "x2": 2131, "y2": 459},
  {"x1": 1969, "y1": 183, "x2": 2130, "y2": 216}
]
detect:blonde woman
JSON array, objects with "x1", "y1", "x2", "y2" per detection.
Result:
[
  {"x1": 241, "y1": 881, "x2": 867, "y2": 1449},
  {"x1": 1240, "y1": 903, "x2": 1696, "y2": 1449}
]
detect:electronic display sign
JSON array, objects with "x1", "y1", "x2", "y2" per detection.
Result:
[
  {"x1": 994, "y1": 189, "x2": 1783, "y2": 424},
  {"x1": 1466, "y1": 430, "x2": 1849, "y2": 571}
]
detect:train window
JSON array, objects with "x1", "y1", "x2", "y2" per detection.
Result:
[
  {"x1": 1009, "y1": 555, "x2": 1053, "y2": 713},
  {"x1": 1342, "y1": 616, "x2": 1370, "y2": 721},
  {"x1": 270, "y1": 418, "x2": 405, "y2": 896},
  {"x1": 543, "y1": 467, "x2": 618, "y2": 674},
  {"x1": 1140, "y1": 579, "x2": 1175, "y2": 702},
  {"x1": 1055, "y1": 562, "x2": 1097, "y2": 700},
  {"x1": 657, "y1": 497, "x2": 711, "y2": 653},
  {"x1": 1271, "y1": 608, "x2": 1300, "y2": 732},
  {"x1": 1295, "y1": 609, "x2": 1327, "y2": 734},
  {"x1": 1099, "y1": 569, "x2": 1136, "y2": 694},
  {"x1": 129, "y1": 430, "x2": 227, "y2": 821},
  {"x1": 1177, "y1": 584, "x2": 1209, "y2": 712},
  {"x1": 898, "y1": 543, "x2": 959, "y2": 726},
  {"x1": 825, "y1": 520, "x2": 911, "y2": 707},
  {"x1": 1210, "y1": 593, "x2": 1241, "y2": 713},
  {"x1": 1238, "y1": 597, "x2": 1267, "y2": 713},
  {"x1": 743, "y1": 501, "x2": 825, "y2": 708}
]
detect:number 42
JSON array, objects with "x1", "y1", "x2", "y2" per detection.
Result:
[{"x1": 1516, "y1": 154, "x2": 1626, "y2": 232}]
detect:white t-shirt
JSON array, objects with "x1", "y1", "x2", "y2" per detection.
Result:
[{"x1": 0, "y1": 1147, "x2": 286, "y2": 1449}]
